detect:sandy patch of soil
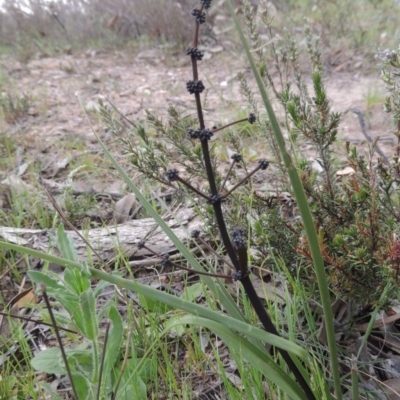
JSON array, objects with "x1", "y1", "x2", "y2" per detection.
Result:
[{"x1": 0, "y1": 48, "x2": 395, "y2": 185}]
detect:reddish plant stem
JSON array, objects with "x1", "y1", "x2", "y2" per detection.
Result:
[
  {"x1": 213, "y1": 117, "x2": 248, "y2": 134},
  {"x1": 222, "y1": 164, "x2": 262, "y2": 199},
  {"x1": 220, "y1": 159, "x2": 237, "y2": 193}
]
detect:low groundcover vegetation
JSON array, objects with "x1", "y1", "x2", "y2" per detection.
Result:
[{"x1": 2, "y1": 0, "x2": 400, "y2": 399}]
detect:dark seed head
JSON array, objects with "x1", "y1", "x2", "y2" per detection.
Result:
[
  {"x1": 191, "y1": 7, "x2": 206, "y2": 24},
  {"x1": 200, "y1": 0, "x2": 212, "y2": 9},
  {"x1": 258, "y1": 159, "x2": 270, "y2": 170},
  {"x1": 198, "y1": 128, "x2": 213, "y2": 141},
  {"x1": 231, "y1": 228, "x2": 246, "y2": 249},
  {"x1": 248, "y1": 113, "x2": 257, "y2": 124},
  {"x1": 186, "y1": 80, "x2": 205, "y2": 94},
  {"x1": 188, "y1": 128, "x2": 200, "y2": 139},
  {"x1": 160, "y1": 255, "x2": 171, "y2": 268},
  {"x1": 208, "y1": 193, "x2": 223, "y2": 205},
  {"x1": 232, "y1": 270, "x2": 242, "y2": 281},
  {"x1": 188, "y1": 127, "x2": 213, "y2": 141},
  {"x1": 191, "y1": 230, "x2": 200, "y2": 239},
  {"x1": 231, "y1": 153, "x2": 242, "y2": 163},
  {"x1": 166, "y1": 169, "x2": 180, "y2": 182},
  {"x1": 232, "y1": 268, "x2": 251, "y2": 281},
  {"x1": 137, "y1": 240, "x2": 146, "y2": 249},
  {"x1": 185, "y1": 46, "x2": 204, "y2": 61}
]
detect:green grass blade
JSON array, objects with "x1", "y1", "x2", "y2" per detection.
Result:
[
  {"x1": 171, "y1": 315, "x2": 309, "y2": 400},
  {"x1": 0, "y1": 240, "x2": 307, "y2": 359},
  {"x1": 226, "y1": 1, "x2": 339, "y2": 398},
  {"x1": 80, "y1": 102, "x2": 244, "y2": 325}
]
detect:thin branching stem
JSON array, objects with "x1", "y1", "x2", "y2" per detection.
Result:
[
  {"x1": 222, "y1": 164, "x2": 262, "y2": 198},
  {"x1": 176, "y1": 176, "x2": 211, "y2": 201},
  {"x1": 220, "y1": 158, "x2": 237, "y2": 192},
  {"x1": 213, "y1": 117, "x2": 248, "y2": 133},
  {"x1": 196, "y1": 235, "x2": 235, "y2": 270},
  {"x1": 140, "y1": 243, "x2": 232, "y2": 279},
  {"x1": 0, "y1": 311, "x2": 77, "y2": 334},
  {"x1": 42, "y1": 285, "x2": 79, "y2": 400},
  {"x1": 96, "y1": 322, "x2": 110, "y2": 400}
]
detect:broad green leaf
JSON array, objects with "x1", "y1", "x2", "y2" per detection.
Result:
[
  {"x1": 81, "y1": 260, "x2": 91, "y2": 279},
  {"x1": 28, "y1": 271, "x2": 86, "y2": 333},
  {"x1": 55, "y1": 295, "x2": 86, "y2": 335},
  {"x1": 104, "y1": 305, "x2": 123, "y2": 376},
  {"x1": 73, "y1": 374, "x2": 89, "y2": 400},
  {"x1": 31, "y1": 347, "x2": 66, "y2": 374},
  {"x1": 79, "y1": 289, "x2": 98, "y2": 341},
  {"x1": 51, "y1": 310, "x2": 79, "y2": 330},
  {"x1": 68, "y1": 360, "x2": 90, "y2": 400},
  {"x1": 57, "y1": 224, "x2": 90, "y2": 295},
  {"x1": 64, "y1": 267, "x2": 90, "y2": 295},
  {"x1": 57, "y1": 224, "x2": 78, "y2": 263},
  {"x1": 28, "y1": 270, "x2": 64, "y2": 290},
  {"x1": 31, "y1": 347, "x2": 92, "y2": 375}
]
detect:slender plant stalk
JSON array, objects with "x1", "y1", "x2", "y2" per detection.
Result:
[
  {"x1": 186, "y1": 3, "x2": 316, "y2": 399},
  {"x1": 351, "y1": 355, "x2": 359, "y2": 400},
  {"x1": 0, "y1": 311, "x2": 77, "y2": 334},
  {"x1": 111, "y1": 326, "x2": 133, "y2": 400},
  {"x1": 41, "y1": 285, "x2": 79, "y2": 400},
  {"x1": 96, "y1": 322, "x2": 110, "y2": 400},
  {"x1": 226, "y1": 1, "x2": 341, "y2": 398}
]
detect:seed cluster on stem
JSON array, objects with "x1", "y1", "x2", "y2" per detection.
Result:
[
  {"x1": 163, "y1": 2, "x2": 317, "y2": 399},
  {"x1": 162, "y1": 0, "x2": 315, "y2": 400}
]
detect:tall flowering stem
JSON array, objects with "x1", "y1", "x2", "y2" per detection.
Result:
[{"x1": 175, "y1": 2, "x2": 317, "y2": 399}]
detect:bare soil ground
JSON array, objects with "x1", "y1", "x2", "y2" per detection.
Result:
[
  {"x1": 0, "y1": 47, "x2": 395, "y2": 171},
  {"x1": 0, "y1": 47, "x2": 397, "y2": 231}
]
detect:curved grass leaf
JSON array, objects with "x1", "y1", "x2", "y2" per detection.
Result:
[
  {"x1": 80, "y1": 102, "x2": 245, "y2": 324},
  {"x1": 165, "y1": 315, "x2": 309, "y2": 400},
  {"x1": 225, "y1": 1, "x2": 339, "y2": 398},
  {"x1": 0, "y1": 241, "x2": 308, "y2": 360}
]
